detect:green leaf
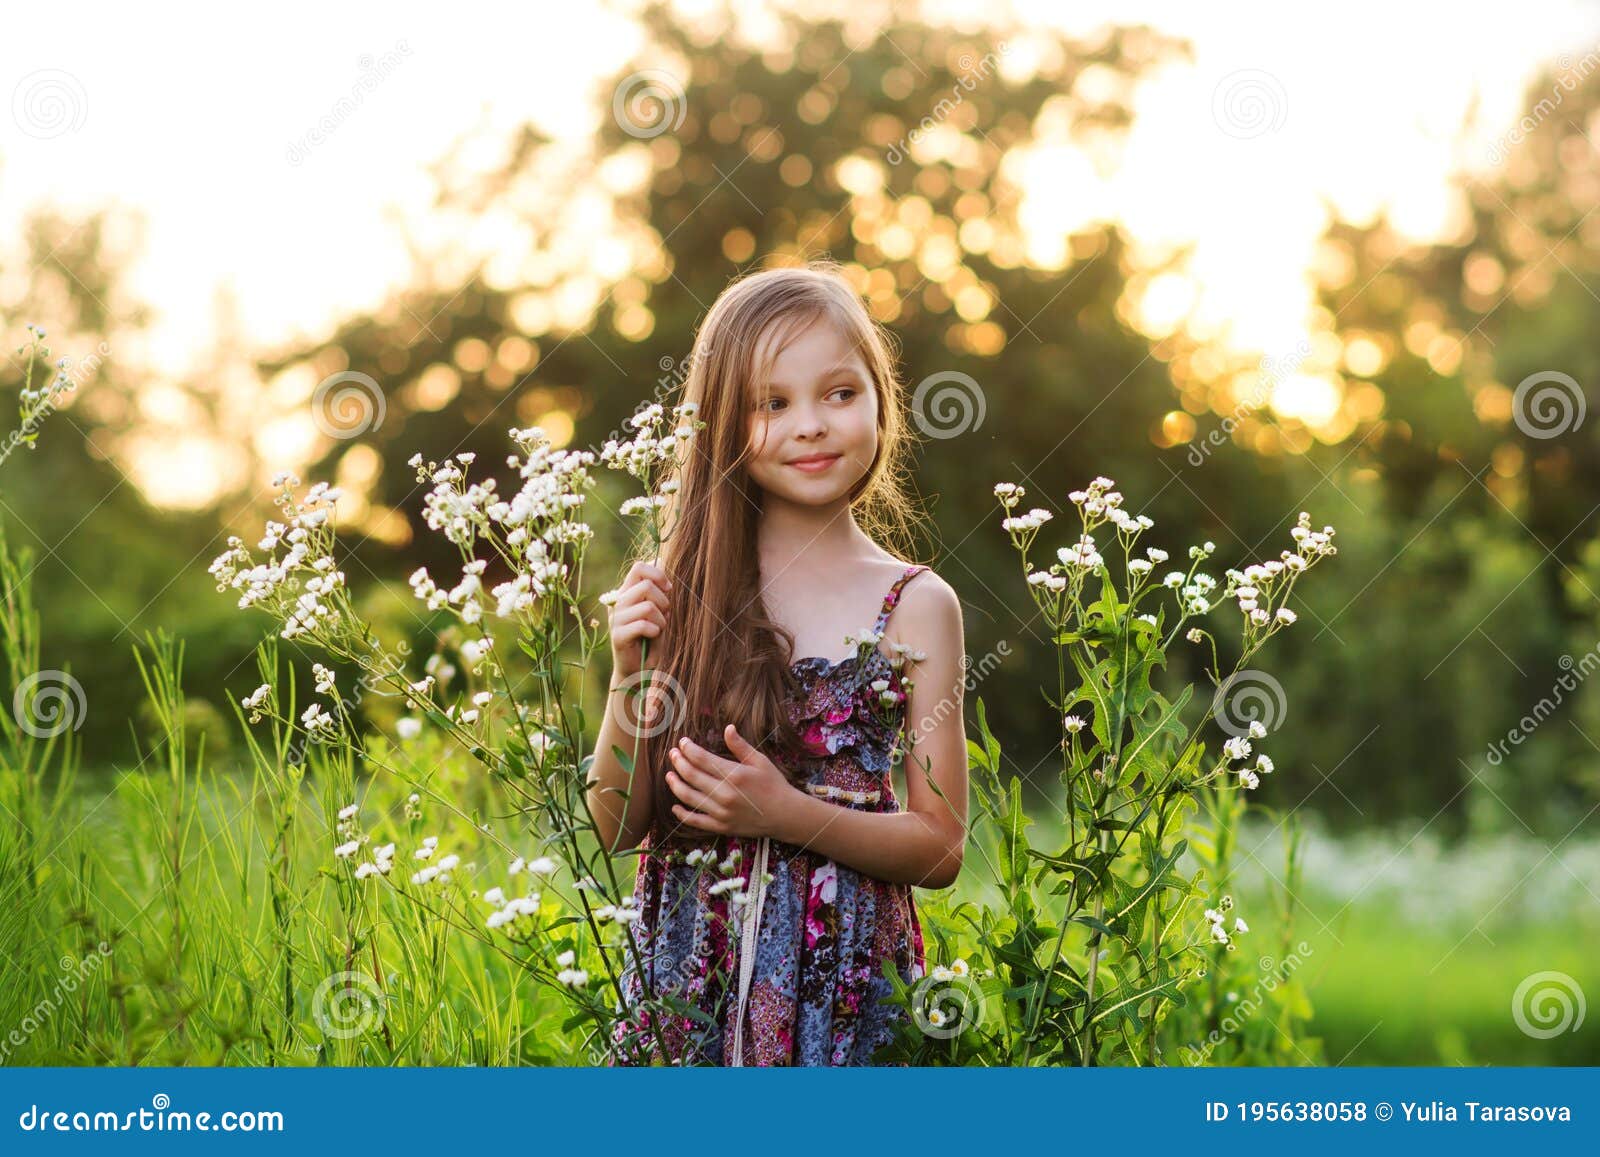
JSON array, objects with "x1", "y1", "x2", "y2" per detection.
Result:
[
  {"x1": 1088, "y1": 973, "x2": 1185, "y2": 1027},
  {"x1": 1072, "y1": 914, "x2": 1120, "y2": 940}
]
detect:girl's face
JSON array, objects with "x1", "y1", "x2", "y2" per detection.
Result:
[{"x1": 744, "y1": 314, "x2": 879, "y2": 506}]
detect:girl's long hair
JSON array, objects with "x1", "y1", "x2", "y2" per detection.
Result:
[{"x1": 630, "y1": 259, "x2": 923, "y2": 848}]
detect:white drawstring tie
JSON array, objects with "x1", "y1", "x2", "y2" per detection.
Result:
[{"x1": 728, "y1": 835, "x2": 771, "y2": 1066}]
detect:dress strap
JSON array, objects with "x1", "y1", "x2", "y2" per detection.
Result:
[{"x1": 872, "y1": 564, "x2": 929, "y2": 635}]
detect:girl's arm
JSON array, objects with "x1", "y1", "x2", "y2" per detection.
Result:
[
  {"x1": 586, "y1": 560, "x2": 672, "y2": 852},
  {"x1": 587, "y1": 680, "x2": 659, "y2": 853},
  {"x1": 767, "y1": 573, "x2": 969, "y2": 887}
]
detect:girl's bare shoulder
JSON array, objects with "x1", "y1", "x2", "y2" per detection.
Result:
[{"x1": 882, "y1": 560, "x2": 961, "y2": 639}]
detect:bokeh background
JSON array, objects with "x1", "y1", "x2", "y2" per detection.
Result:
[{"x1": 2, "y1": 0, "x2": 1597, "y2": 1063}]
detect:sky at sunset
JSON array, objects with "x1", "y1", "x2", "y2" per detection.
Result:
[{"x1": 1, "y1": 0, "x2": 1594, "y2": 505}]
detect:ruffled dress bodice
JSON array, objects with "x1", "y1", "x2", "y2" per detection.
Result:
[{"x1": 611, "y1": 563, "x2": 931, "y2": 1066}]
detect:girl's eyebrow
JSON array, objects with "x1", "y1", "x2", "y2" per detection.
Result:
[{"x1": 764, "y1": 369, "x2": 867, "y2": 391}]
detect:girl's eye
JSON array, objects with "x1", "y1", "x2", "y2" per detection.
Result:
[{"x1": 830, "y1": 387, "x2": 857, "y2": 402}]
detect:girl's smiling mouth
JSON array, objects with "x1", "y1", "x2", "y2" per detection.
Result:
[{"x1": 787, "y1": 452, "x2": 842, "y2": 472}]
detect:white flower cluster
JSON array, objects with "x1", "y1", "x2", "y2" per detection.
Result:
[
  {"x1": 1220, "y1": 512, "x2": 1337, "y2": 633},
  {"x1": 922, "y1": 958, "x2": 971, "y2": 1028},
  {"x1": 1222, "y1": 719, "x2": 1275, "y2": 789},
  {"x1": 241, "y1": 682, "x2": 272, "y2": 723},
  {"x1": 208, "y1": 476, "x2": 348, "y2": 642},
  {"x1": 355, "y1": 842, "x2": 397, "y2": 880},
  {"x1": 1058, "y1": 534, "x2": 1103, "y2": 571},
  {"x1": 994, "y1": 482, "x2": 1055, "y2": 536},
  {"x1": 331, "y1": 802, "x2": 397, "y2": 879},
  {"x1": 594, "y1": 896, "x2": 642, "y2": 924},
  {"x1": 333, "y1": 801, "x2": 362, "y2": 860},
  {"x1": 301, "y1": 702, "x2": 339, "y2": 743},
  {"x1": 1170, "y1": 568, "x2": 1218, "y2": 616},
  {"x1": 555, "y1": 949, "x2": 588, "y2": 988},
  {"x1": 402, "y1": 430, "x2": 599, "y2": 627},
  {"x1": 598, "y1": 401, "x2": 701, "y2": 483},
  {"x1": 604, "y1": 400, "x2": 702, "y2": 518},
  {"x1": 1204, "y1": 895, "x2": 1247, "y2": 947},
  {"x1": 484, "y1": 884, "x2": 542, "y2": 930},
  {"x1": 410, "y1": 837, "x2": 461, "y2": 885},
  {"x1": 998, "y1": 477, "x2": 1161, "y2": 599},
  {"x1": 15, "y1": 326, "x2": 79, "y2": 418}
]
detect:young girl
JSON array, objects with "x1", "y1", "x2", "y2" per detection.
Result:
[{"x1": 587, "y1": 261, "x2": 968, "y2": 1067}]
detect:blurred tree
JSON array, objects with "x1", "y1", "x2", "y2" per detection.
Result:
[
  {"x1": 1267, "y1": 58, "x2": 1600, "y2": 833},
  {"x1": 245, "y1": 1, "x2": 1313, "y2": 796},
  {"x1": 0, "y1": 208, "x2": 261, "y2": 764}
]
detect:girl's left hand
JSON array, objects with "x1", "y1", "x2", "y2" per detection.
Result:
[{"x1": 666, "y1": 723, "x2": 796, "y2": 839}]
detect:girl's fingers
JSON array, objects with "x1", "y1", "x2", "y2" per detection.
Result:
[
  {"x1": 682, "y1": 740, "x2": 741, "y2": 780},
  {"x1": 672, "y1": 738, "x2": 729, "y2": 779},
  {"x1": 612, "y1": 619, "x2": 661, "y2": 646},
  {"x1": 612, "y1": 603, "x2": 666, "y2": 631},
  {"x1": 624, "y1": 578, "x2": 672, "y2": 614},
  {"x1": 667, "y1": 748, "x2": 712, "y2": 791},
  {"x1": 666, "y1": 766, "x2": 717, "y2": 815},
  {"x1": 671, "y1": 803, "x2": 719, "y2": 832},
  {"x1": 613, "y1": 599, "x2": 666, "y2": 626}
]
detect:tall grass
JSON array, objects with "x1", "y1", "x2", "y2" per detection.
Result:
[{"x1": 2, "y1": 378, "x2": 1340, "y2": 1065}]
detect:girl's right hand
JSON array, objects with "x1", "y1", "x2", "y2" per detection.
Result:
[{"x1": 607, "y1": 559, "x2": 673, "y2": 684}]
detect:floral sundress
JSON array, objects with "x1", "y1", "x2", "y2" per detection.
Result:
[{"x1": 610, "y1": 564, "x2": 931, "y2": 1066}]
